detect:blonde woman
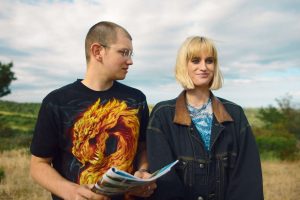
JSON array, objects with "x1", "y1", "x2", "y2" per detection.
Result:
[{"x1": 146, "y1": 36, "x2": 263, "y2": 200}]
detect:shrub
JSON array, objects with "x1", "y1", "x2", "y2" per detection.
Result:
[
  {"x1": 0, "y1": 167, "x2": 5, "y2": 182},
  {"x1": 0, "y1": 123, "x2": 15, "y2": 137},
  {"x1": 256, "y1": 134, "x2": 298, "y2": 160},
  {"x1": 0, "y1": 134, "x2": 32, "y2": 151}
]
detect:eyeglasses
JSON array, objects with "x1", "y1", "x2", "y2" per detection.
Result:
[{"x1": 100, "y1": 43, "x2": 133, "y2": 58}]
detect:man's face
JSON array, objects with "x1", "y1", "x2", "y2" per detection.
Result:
[{"x1": 102, "y1": 31, "x2": 133, "y2": 81}]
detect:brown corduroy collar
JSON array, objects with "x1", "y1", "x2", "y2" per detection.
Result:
[{"x1": 173, "y1": 91, "x2": 233, "y2": 126}]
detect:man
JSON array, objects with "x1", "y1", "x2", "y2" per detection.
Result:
[{"x1": 30, "y1": 21, "x2": 155, "y2": 200}]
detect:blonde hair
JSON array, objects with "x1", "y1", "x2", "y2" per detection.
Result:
[{"x1": 175, "y1": 36, "x2": 223, "y2": 90}]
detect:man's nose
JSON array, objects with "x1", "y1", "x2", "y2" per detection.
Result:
[{"x1": 126, "y1": 56, "x2": 133, "y2": 65}]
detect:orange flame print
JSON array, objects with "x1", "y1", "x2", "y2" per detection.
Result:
[{"x1": 71, "y1": 98, "x2": 140, "y2": 184}]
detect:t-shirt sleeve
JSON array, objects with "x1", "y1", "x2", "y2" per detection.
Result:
[{"x1": 30, "y1": 99, "x2": 60, "y2": 158}]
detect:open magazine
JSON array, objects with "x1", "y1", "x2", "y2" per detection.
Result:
[{"x1": 91, "y1": 160, "x2": 178, "y2": 196}]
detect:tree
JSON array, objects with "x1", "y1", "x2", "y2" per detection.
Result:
[
  {"x1": 0, "y1": 61, "x2": 17, "y2": 98},
  {"x1": 257, "y1": 94, "x2": 300, "y2": 139},
  {"x1": 257, "y1": 106, "x2": 285, "y2": 130},
  {"x1": 275, "y1": 95, "x2": 300, "y2": 139},
  {"x1": 255, "y1": 95, "x2": 300, "y2": 160}
]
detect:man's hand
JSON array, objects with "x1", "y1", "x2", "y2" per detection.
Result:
[
  {"x1": 66, "y1": 184, "x2": 111, "y2": 200},
  {"x1": 126, "y1": 170, "x2": 157, "y2": 197}
]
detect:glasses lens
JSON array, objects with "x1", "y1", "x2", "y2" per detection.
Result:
[{"x1": 121, "y1": 49, "x2": 132, "y2": 57}]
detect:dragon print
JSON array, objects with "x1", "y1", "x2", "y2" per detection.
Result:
[{"x1": 71, "y1": 98, "x2": 140, "y2": 184}]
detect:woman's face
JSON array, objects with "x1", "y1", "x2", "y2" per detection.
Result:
[{"x1": 187, "y1": 52, "x2": 215, "y2": 89}]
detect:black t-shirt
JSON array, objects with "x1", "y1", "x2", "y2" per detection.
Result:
[{"x1": 30, "y1": 79, "x2": 149, "y2": 199}]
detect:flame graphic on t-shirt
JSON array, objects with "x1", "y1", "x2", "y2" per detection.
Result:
[{"x1": 71, "y1": 98, "x2": 139, "y2": 184}]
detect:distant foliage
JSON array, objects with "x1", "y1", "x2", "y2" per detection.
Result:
[
  {"x1": 244, "y1": 108, "x2": 264, "y2": 128},
  {"x1": 0, "y1": 61, "x2": 17, "y2": 97},
  {"x1": 256, "y1": 134, "x2": 298, "y2": 160},
  {"x1": 0, "y1": 123, "x2": 15, "y2": 137},
  {"x1": 256, "y1": 94, "x2": 300, "y2": 139},
  {"x1": 255, "y1": 94, "x2": 300, "y2": 160},
  {"x1": 0, "y1": 167, "x2": 4, "y2": 182},
  {"x1": 0, "y1": 100, "x2": 40, "y2": 151},
  {"x1": 0, "y1": 100, "x2": 40, "y2": 115}
]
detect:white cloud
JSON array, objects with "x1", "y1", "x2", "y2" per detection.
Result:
[{"x1": 0, "y1": 0, "x2": 299, "y2": 108}]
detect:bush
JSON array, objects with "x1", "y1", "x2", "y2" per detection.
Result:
[
  {"x1": 256, "y1": 134, "x2": 298, "y2": 160},
  {"x1": 0, "y1": 167, "x2": 5, "y2": 182},
  {"x1": 256, "y1": 95, "x2": 300, "y2": 139},
  {"x1": 0, "y1": 113, "x2": 36, "y2": 134},
  {"x1": 0, "y1": 123, "x2": 15, "y2": 137},
  {"x1": 0, "y1": 134, "x2": 32, "y2": 152},
  {"x1": 0, "y1": 100, "x2": 40, "y2": 115}
]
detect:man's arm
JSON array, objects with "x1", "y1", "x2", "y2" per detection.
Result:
[{"x1": 30, "y1": 155, "x2": 110, "y2": 200}]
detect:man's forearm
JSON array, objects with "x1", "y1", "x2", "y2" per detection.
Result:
[{"x1": 30, "y1": 155, "x2": 76, "y2": 199}]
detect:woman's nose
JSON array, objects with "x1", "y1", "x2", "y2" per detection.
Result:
[{"x1": 198, "y1": 60, "x2": 207, "y2": 70}]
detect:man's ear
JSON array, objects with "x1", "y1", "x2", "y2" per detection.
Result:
[{"x1": 90, "y1": 43, "x2": 104, "y2": 62}]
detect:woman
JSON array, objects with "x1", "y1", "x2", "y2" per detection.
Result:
[{"x1": 146, "y1": 36, "x2": 264, "y2": 200}]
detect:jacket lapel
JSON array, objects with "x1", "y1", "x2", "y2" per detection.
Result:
[
  {"x1": 173, "y1": 90, "x2": 235, "y2": 151},
  {"x1": 173, "y1": 90, "x2": 233, "y2": 125}
]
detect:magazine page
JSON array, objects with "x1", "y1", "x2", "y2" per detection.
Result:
[{"x1": 92, "y1": 160, "x2": 178, "y2": 196}]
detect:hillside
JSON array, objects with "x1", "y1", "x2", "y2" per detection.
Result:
[
  {"x1": 0, "y1": 100, "x2": 280, "y2": 157},
  {"x1": 0, "y1": 100, "x2": 40, "y2": 151},
  {"x1": 0, "y1": 100, "x2": 263, "y2": 150}
]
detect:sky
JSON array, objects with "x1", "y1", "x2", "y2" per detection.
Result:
[{"x1": 0, "y1": 0, "x2": 300, "y2": 108}]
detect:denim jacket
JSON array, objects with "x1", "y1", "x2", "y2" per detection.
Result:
[{"x1": 147, "y1": 91, "x2": 264, "y2": 200}]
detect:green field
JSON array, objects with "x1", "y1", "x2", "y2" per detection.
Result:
[
  {"x1": 0, "y1": 100, "x2": 40, "y2": 151},
  {"x1": 0, "y1": 100, "x2": 299, "y2": 161},
  {"x1": 0, "y1": 100, "x2": 261, "y2": 150},
  {"x1": 0, "y1": 100, "x2": 262, "y2": 151},
  {"x1": 0, "y1": 100, "x2": 299, "y2": 200}
]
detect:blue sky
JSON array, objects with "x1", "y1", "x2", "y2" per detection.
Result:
[{"x1": 0, "y1": 0, "x2": 300, "y2": 108}]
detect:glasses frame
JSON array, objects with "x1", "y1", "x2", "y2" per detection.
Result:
[{"x1": 99, "y1": 43, "x2": 133, "y2": 58}]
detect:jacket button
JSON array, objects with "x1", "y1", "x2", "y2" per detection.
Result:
[
  {"x1": 208, "y1": 193, "x2": 216, "y2": 200},
  {"x1": 197, "y1": 196, "x2": 204, "y2": 200},
  {"x1": 199, "y1": 163, "x2": 205, "y2": 168}
]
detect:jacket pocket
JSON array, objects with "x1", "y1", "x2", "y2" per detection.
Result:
[
  {"x1": 176, "y1": 157, "x2": 190, "y2": 186},
  {"x1": 218, "y1": 152, "x2": 237, "y2": 169},
  {"x1": 176, "y1": 156, "x2": 208, "y2": 187},
  {"x1": 216, "y1": 152, "x2": 237, "y2": 200}
]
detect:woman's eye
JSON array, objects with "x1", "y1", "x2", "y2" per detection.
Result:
[
  {"x1": 191, "y1": 58, "x2": 200, "y2": 64},
  {"x1": 205, "y1": 58, "x2": 214, "y2": 64}
]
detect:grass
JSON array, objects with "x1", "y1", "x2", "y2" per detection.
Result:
[
  {"x1": 262, "y1": 160, "x2": 300, "y2": 200},
  {"x1": 0, "y1": 100, "x2": 299, "y2": 199},
  {"x1": 0, "y1": 100, "x2": 40, "y2": 115},
  {"x1": 0, "y1": 112, "x2": 36, "y2": 134},
  {"x1": 0, "y1": 149, "x2": 51, "y2": 200},
  {"x1": 0, "y1": 101, "x2": 38, "y2": 151},
  {"x1": 0, "y1": 149, "x2": 299, "y2": 200}
]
